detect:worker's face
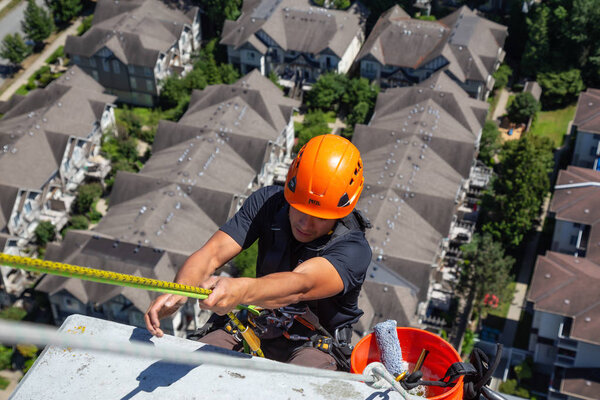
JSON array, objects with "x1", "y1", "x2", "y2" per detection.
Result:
[{"x1": 288, "y1": 206, "x2": 336, "y2": 243}]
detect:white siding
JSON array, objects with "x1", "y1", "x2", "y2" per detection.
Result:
[{"x1": 338, "y1": 35, "x2": 362, "y2": 74}]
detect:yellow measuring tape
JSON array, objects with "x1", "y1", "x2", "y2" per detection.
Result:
[{"x1": 0, "y1": 253, "x2": 265, "y2": 357}]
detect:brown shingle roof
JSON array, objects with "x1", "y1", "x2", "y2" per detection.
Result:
[
  {"x1": 573, "y1": 88, "x2": 600, "y2": 135},
  {"x1": 527, "y1": 251, "x2": 600, "y2": 346},
  {"x1": 551, "y1": 166, "x2": 600, "y2": 264}
]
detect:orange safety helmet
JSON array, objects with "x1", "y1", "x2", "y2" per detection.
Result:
[{"x1": 284, "y1": 134, "x2": 364, "y2": 219}]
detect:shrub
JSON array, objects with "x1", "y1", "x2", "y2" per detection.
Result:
[
  {"x1": 73, "y1": 183, "x2": 103, "y2": 215},
  {"x1": 0, "y1": 307, "x2": 27, "y2": 321},
  {"x1": 68, "y1": 215, "x2": 89, "y2": 230},
  {"x1": 34, "y1": 221, "x2": 55, "y2": 246},
  {"x1": 0, "y1": 346, "x2": 13, "y2": 370},
  {"x1": 0, "y1": 375, "x2": 9, "y2": 389}
]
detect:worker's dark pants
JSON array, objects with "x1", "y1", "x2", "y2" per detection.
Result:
[{"x1": 199, "y1": 329, "x2": 338, "y2": 370}]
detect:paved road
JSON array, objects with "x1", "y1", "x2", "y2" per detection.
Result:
[
  {"x1": 0, "y1": 17, "x2": 82, "y2": 101},
  {"x1": 0, "y1": 0, "x2": 46, "y2": 87}
]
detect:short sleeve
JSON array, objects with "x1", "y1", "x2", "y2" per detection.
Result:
[
  {"x1": 320, "y1": 231, "x2": 372, "y2": 294},
  {"x1": 219, "y1": 186, "x2": 283, "y2": 249}
]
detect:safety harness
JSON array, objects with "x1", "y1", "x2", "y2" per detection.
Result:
[{"x1": 400, "y1": 343, "x2": 505, "y2": 400}]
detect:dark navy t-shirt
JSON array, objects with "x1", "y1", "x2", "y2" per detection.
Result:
[{"x1": 220, "y1": 186, "x2": 372, "y2": 333}]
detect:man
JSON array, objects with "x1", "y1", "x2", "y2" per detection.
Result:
[{"x1": 145, "y1": 134, "x2": 371, "y2": 370}]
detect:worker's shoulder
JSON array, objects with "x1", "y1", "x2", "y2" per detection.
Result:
[{"x1": 247, "y1": 185, "x2": 285, "y2": 205}]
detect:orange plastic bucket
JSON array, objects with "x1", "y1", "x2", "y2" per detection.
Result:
[{"x1": 351, "y1": 327, "x2": 464, "y2": 400}]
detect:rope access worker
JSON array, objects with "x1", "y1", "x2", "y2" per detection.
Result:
[{"x1": 144, "y1": 134, "x2": 372, "y2": 371}]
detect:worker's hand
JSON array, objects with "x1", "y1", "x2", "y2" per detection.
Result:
[
  {"x1": 144, "y1": 293, "x2": 187, "y2": 337},
  {"x1": 198, "y1": 275, "x2": 248, "y2": 315}
]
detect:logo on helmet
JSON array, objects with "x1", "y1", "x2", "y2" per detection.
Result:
[{"x1": 308, "y1": 199, "x2": 321, "y2": 206}]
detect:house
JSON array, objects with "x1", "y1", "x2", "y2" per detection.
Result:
[
  {"x1": 549, "y1": 167, "x2": 600, "y2": 265},
  {"x1": 571, "y1": 89, "x2": 600, "y2": 170},
  {"x1": 146, "y1": 70, "x2": 299, "y2": 190},
  {"x1": 356, "y1": 5, "x2": 507, "y2": 100},
  {"x1": 527, "y1": 252, "x2": 600, "y2": 399},
  {"x1": 352, "y1": 72, "x2": 487, "y2": 329},
  {"x1": 65, "y1": 0, "x2": 201, "y2": 106},
  {"x1": 220, "y1": 0, "x2": 368, "y2": 86},
  {"x1": 526, "y1": 166, "x2": 600, "y2": 399},
  {"x1": 36, "y1": 230, "x2": 199, "y2": 337},
  {"x1": 0, "y1": 66, "x2": 116, "y2": 248}
]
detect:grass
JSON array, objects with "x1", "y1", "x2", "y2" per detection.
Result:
[
  {"x1": 0, "y1": 375, "x2": 9, "y2": 390},
  {"x1": 0, "y1": 306, "x2": 27, "y2": 321},
  {"x1": 487, "y1": 281, "x2": 516, "y2": 319},
  {"x1": 487, "y1": 90, "x2": 501, "y2": 120},
  {"x1": 44, "y1": 45, "x2": 64, "y2": 64},
  {"x1": 0, "y1": 0, "x2": 23, "y2": 20},
  {"x1": 529, "y1": 104, "x2": 577, "y2": 148}
]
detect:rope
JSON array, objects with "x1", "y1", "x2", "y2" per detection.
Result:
[{"x1": 0, "y1": 319, "x2": 375, "y2": 384}]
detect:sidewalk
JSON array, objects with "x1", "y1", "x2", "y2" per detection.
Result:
[
  {"x1": 0, "y1": 0, "x2": 18, "y2": 16},
  {"x1": 0, "y1": 17, "x2": 82, "y2": 102},
  {"x1": 491, "y1": 88, "x2": 510, "y2": 122}
]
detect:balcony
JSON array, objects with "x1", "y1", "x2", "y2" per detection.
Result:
[{"x1": 557, "y1": 337, "x2": 578, "y2": 351}]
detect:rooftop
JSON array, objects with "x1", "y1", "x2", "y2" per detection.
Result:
[{"x1": 573, "y1": 88, "x2": 600, "y2": 135}]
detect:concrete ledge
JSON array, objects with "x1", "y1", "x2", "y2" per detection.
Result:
[{"x1": 10, "y1": 315, "x2": 399, "y2": 399}]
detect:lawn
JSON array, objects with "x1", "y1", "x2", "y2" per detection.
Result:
[
  {"x1": 487, "y1": 281, "x2": 515, "y2": 319},
  {"x1": 487, "y1": 90, "x2": 501, "y2": 120},
  {"x1": 529, "y1": 104, "x2": 577, "y2": 148}
]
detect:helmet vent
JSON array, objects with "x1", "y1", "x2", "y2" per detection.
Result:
[
  {"x1": 287, "y1": 176, "x2": 296, "y2": 193},
  {"x1": 349, "y1": 178, "x2": 354, "y2": 186},
  {"x1": 337, "y1": 193, "x2": 350, "y2": 207}
]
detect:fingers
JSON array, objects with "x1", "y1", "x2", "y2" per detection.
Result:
[{"x1": 144, "y1": 294, "x2": 186, "y2": 337}]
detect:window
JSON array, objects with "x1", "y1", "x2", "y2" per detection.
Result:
[
  {"x1": 364, "y1": 62, "x2": 375, "y2": 72},
  {"x1": 92, "y1": 70, "x2": 99, "y2": 81},
  {"x1": 129, "y1": 77, "x2": 137, "y2": 89},
  {"x1": 24, "y1": 202, "x2": 32, "y2": 214},
  {"x1": 590, "y1": 145, "x2": 599, "y2": 156},
  {"x1": 144, "y1": 67, "x2": 152, "y2": 76},
  {"x1": 89, "y1": 57, "x2": 96, "y2": 67},
  {"x1": 128, "y1": 65, "x2": 135, "y2": 74},
  {"x1": 249, "y1": 52, "x2": 255, "y2": 60},
  {"x1": 13, "y1": 212, "x2": 20, "y2": 226},
  {"x1": 102, "y1": 58, "x2": 110, "y2": 72},
  {"x1": 112, "y1": 60, "x2": 120, "y2": 74},
  {"x1": 145, "y1": 79, "x2": 153, "y2": 91},
  {"x1": 72, "y1": 55, "x2": 80, "y2": 64},
  {"x1": 569, "y1": 235, "x2": 578, "y2": 246}
]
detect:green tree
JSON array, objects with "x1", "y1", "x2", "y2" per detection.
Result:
[
  {"x1": 198, "y1": 0, "x2": 242, "y2": 36},
  {"x1": 481, "y1": 135, "x2": 554, "y2": 248},
  {"x1": 537, "y1": 69, "x2": 585, "y2": 108},
  {"x1": 478, "y1": 121, "x2": 501, "y2": 166},
  {"x1": 233, "y1": 241, "x2": 258, "y2": 278},
  {"x1": 22, "y1": 0, "x2": 55, "y2": 45},
  {"x1": 73, "y1": 183, "x2": 103, "y2": 215},
  {"x1": 45, "y1": 0, "x2": 81, "y2": 24},
  {"x1": 343, "y1": 101, "x2": 369, "y2": 138},
  {"x1": 34, "y1": 221, "x2": 56, "y2": 246},
  {"x1": 493, "y1": 64, "x2": 512, "y2": 90},
  {"x1": 0, "y1": 33, "x2": 32, "y2": 66},
  {"x1": 507, "y1": 92, "x2": 540, "y2": 124},
  {"x1": 68, "y1": 215, "x2": 89, "y2": 230},
  {"x1": 159, "y1": 75, "x2": 189, "y2": 109},
  {"x1": 305, "y1": 72, "x2": 348, "y2": 111},
  {"x1": 521, "y1": 4, "x2": 550, "y2": 76},
  {"x1": 295, "y1": 110, "x2": 330, "y2": 151},
  {"x1": 514, "y1": 358, "x2": 533, "y2": 384},
  {"x1": 459, "y1": 233, "x2": 514, "y2": 322},
  {"x1": 219, "y1": 63, "x2": 240, "y2": 84}
]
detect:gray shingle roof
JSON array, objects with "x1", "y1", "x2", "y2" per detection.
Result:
[
  {"x1": 353, "y1": 72, "x2": 486, "y2": 291},
  {"x1": 0, "y1": 66, "x2": 116, "y2": 189},
  {"x1": 93, "y1": 171, "x2": 236, "y2": 255},
  {"x1": 0, "y1": 184, "x2": 19, "y2": 230},
  {"x1": 358, "y1": 5, "x2": 507, "y2": 84},
  {"x1": 528, "y1": 251, "x2": 600, "y2": 346},
  {"x1": 65, "y1": 0, "x2": 198, "y2": 67},
  {"x1": 221, "y1": 0, "x2": 368, "y2": 57},
  {"x1": 356, "y1": 5, "x2": 449, "y2": 68},
  {"x1": 37, "y1": 230, "x2": 189, "y2": 313}
]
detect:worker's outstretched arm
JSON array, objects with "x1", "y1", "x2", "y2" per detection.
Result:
[
  {"x1": 198, "y1": 257, "x2": 344, "y2": 315},
  {"x1": 144, "y1": 230, "x2": 242, "y2": 337}
]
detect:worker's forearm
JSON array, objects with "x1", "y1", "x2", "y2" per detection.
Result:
[
  {"x1": 174, "y1": 248, "x2": 220, "y2": 286},
  {"x1": 240, "y1": 272, "x2": 316, "y2": 308}
]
